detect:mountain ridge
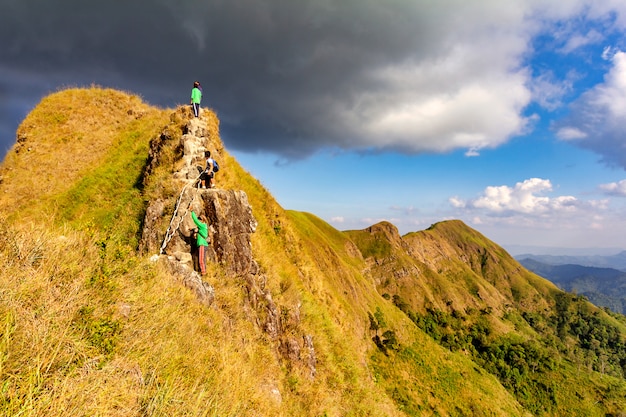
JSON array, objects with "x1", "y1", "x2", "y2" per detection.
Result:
[{"x1": 0, "y1": 87, "x2": 625, "y2": 416}]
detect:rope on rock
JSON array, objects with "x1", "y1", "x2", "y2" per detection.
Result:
[{"x1": 159, "y1": 173, "x2": 202, "y2": 255}]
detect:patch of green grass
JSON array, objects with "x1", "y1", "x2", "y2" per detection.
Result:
[
  {"x1": 52, "y1": 119, "x2": 163, "y2": 245},
  {"x1": 73, "y1": 306, "x2": 121, "y2": 358},
  {"x1": 345, "y1": 229, "x2": 393, "y2": 259}
]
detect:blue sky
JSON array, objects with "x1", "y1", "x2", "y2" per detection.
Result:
[{"x1": 2, "y1": 1, "x2": 626, "y2": 254}]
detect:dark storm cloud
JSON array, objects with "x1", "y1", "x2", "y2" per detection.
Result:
[
  {"x1": 1, "y1": 0, "x2": 443, "y2": 159},
  {"x1": 4, "y1": 0, "x2": 624, "y2": 162},
  {"x1": 0, "y1": 0, "x2": 197, "y2": 155}
]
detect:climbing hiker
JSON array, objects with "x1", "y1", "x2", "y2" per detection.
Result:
[
  {"x1": 190, "y1": 81, "x2": 202, "y2": 117},
  {"x1": 191, "y1": 211, "x2": 209, "y2": 275},
  {"x1": 200, "y1": 150, "x2": 218, "y2": 189}
]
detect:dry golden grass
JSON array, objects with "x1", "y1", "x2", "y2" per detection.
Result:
[
  {"x1": 0, "y1": 87, "x2": 168, "y2": 224},
  {"x1": 0, "y1": 218, "x2": 407, "y2": 416},
  {"x1": 0, "y1": 219, "x2": 279, "y2": 416}
]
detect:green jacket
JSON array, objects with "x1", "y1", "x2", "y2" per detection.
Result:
[
  {"x1": 191, "y1": 211, "x2": 209, "y2": 246},
  {"x1": 191, "y1": 87, "x2": 202, "y2": 104}
]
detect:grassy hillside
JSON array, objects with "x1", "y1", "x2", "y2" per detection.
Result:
[
  {"x1": 0, "y1": 87, "x2": 624, "y2": 416},
  {"x1": 348, "y1": 220, "x2": 626, "y2": 415}
]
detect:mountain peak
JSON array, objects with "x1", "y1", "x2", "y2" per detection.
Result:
[{"x1": 366, "y1": 220, "x2": 402, "y2": 243}]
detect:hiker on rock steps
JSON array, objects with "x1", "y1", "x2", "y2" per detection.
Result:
[
  {"x1": 200, "y1": 150, "x2": 217, "y2": 189},
  {"x1": 191, "y1": 211, "x2": 209, "y2": 275}
]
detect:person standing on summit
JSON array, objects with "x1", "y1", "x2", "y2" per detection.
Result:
[{"x1": 190, "y1": 81, "x2": 202, "y2": 117}]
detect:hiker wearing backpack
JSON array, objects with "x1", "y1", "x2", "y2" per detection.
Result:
[
  {"x1": 200, "y1": 150, "x2": 219, "y2": 189},
  {"x1": 190, "y1": 81, "x2": 202, "y2": 117},
  {"x1": 191, "y1": 211, "x2": 209, "y2": 275}
]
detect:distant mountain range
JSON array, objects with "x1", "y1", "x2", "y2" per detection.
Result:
[
  {"x1": 515, "y1": 251, "x2": 626, "y2": 271},
  {"x1": 518, "y1": 258, "x2": 626, "y2": 314},
  {"x1": 506, "y1": 245, "x2": 624, "y2": 257}
]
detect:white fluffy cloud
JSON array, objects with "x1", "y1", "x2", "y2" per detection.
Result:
[
  {"x1": 557, "y1": 29, "x2": 604, "y2": 54},
  {"x1": 600, "y1": 179, "x2": 626, "y2": 196},
  {"x1": 556, "y1": 127, "x2": 588, "y2": 140},
  {"x1": 446, "y1": 177, "x2": 620, "y2": 248},
  {"x1": 450, "y1": 178, "x2": 586, "y2": 215}
]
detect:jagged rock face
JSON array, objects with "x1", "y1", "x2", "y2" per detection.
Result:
[
  {"x1": 197, "y1": 189, "x2": 257, "y2": 275},
  {"x1": 162, "y1": 254, "x2": 215, "y2": 306},
  {"x1": 159, "y1": 188, "x2": 258, "y2": 276},
  {"x1": 139, "y1": 199, "x2": 166, "y2": 255}
]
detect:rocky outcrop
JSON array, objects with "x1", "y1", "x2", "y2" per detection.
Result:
[
  {"x1": 140, "y1": 113, "x2": 258, "y2": 306},
  {"x1": 367, "y1": 221, "x2": 407, "y2": 252},
  {"x1": 161, "y1": 253, "x2": 215, "y2": 306},
  {"x1": 243, "y1": 273, "x2": 317, "y2": 379},
  {"x1": 150, "y1": 187, "x2": 258, "y2": 274},
  {"x1": 139, "y1": 109, "x2": 315, "y2": 378}
]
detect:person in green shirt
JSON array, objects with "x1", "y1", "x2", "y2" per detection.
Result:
[
  {"x1": 191, "y1": 211, "x2": 209, "y2": 275},
  {"x1": 190, "y1": 81, "x2": 202, "y2": 117}
]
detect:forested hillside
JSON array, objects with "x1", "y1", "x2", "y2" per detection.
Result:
[{"x1": 520, "y1": 258, "x2": 626, "y2": 315}]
